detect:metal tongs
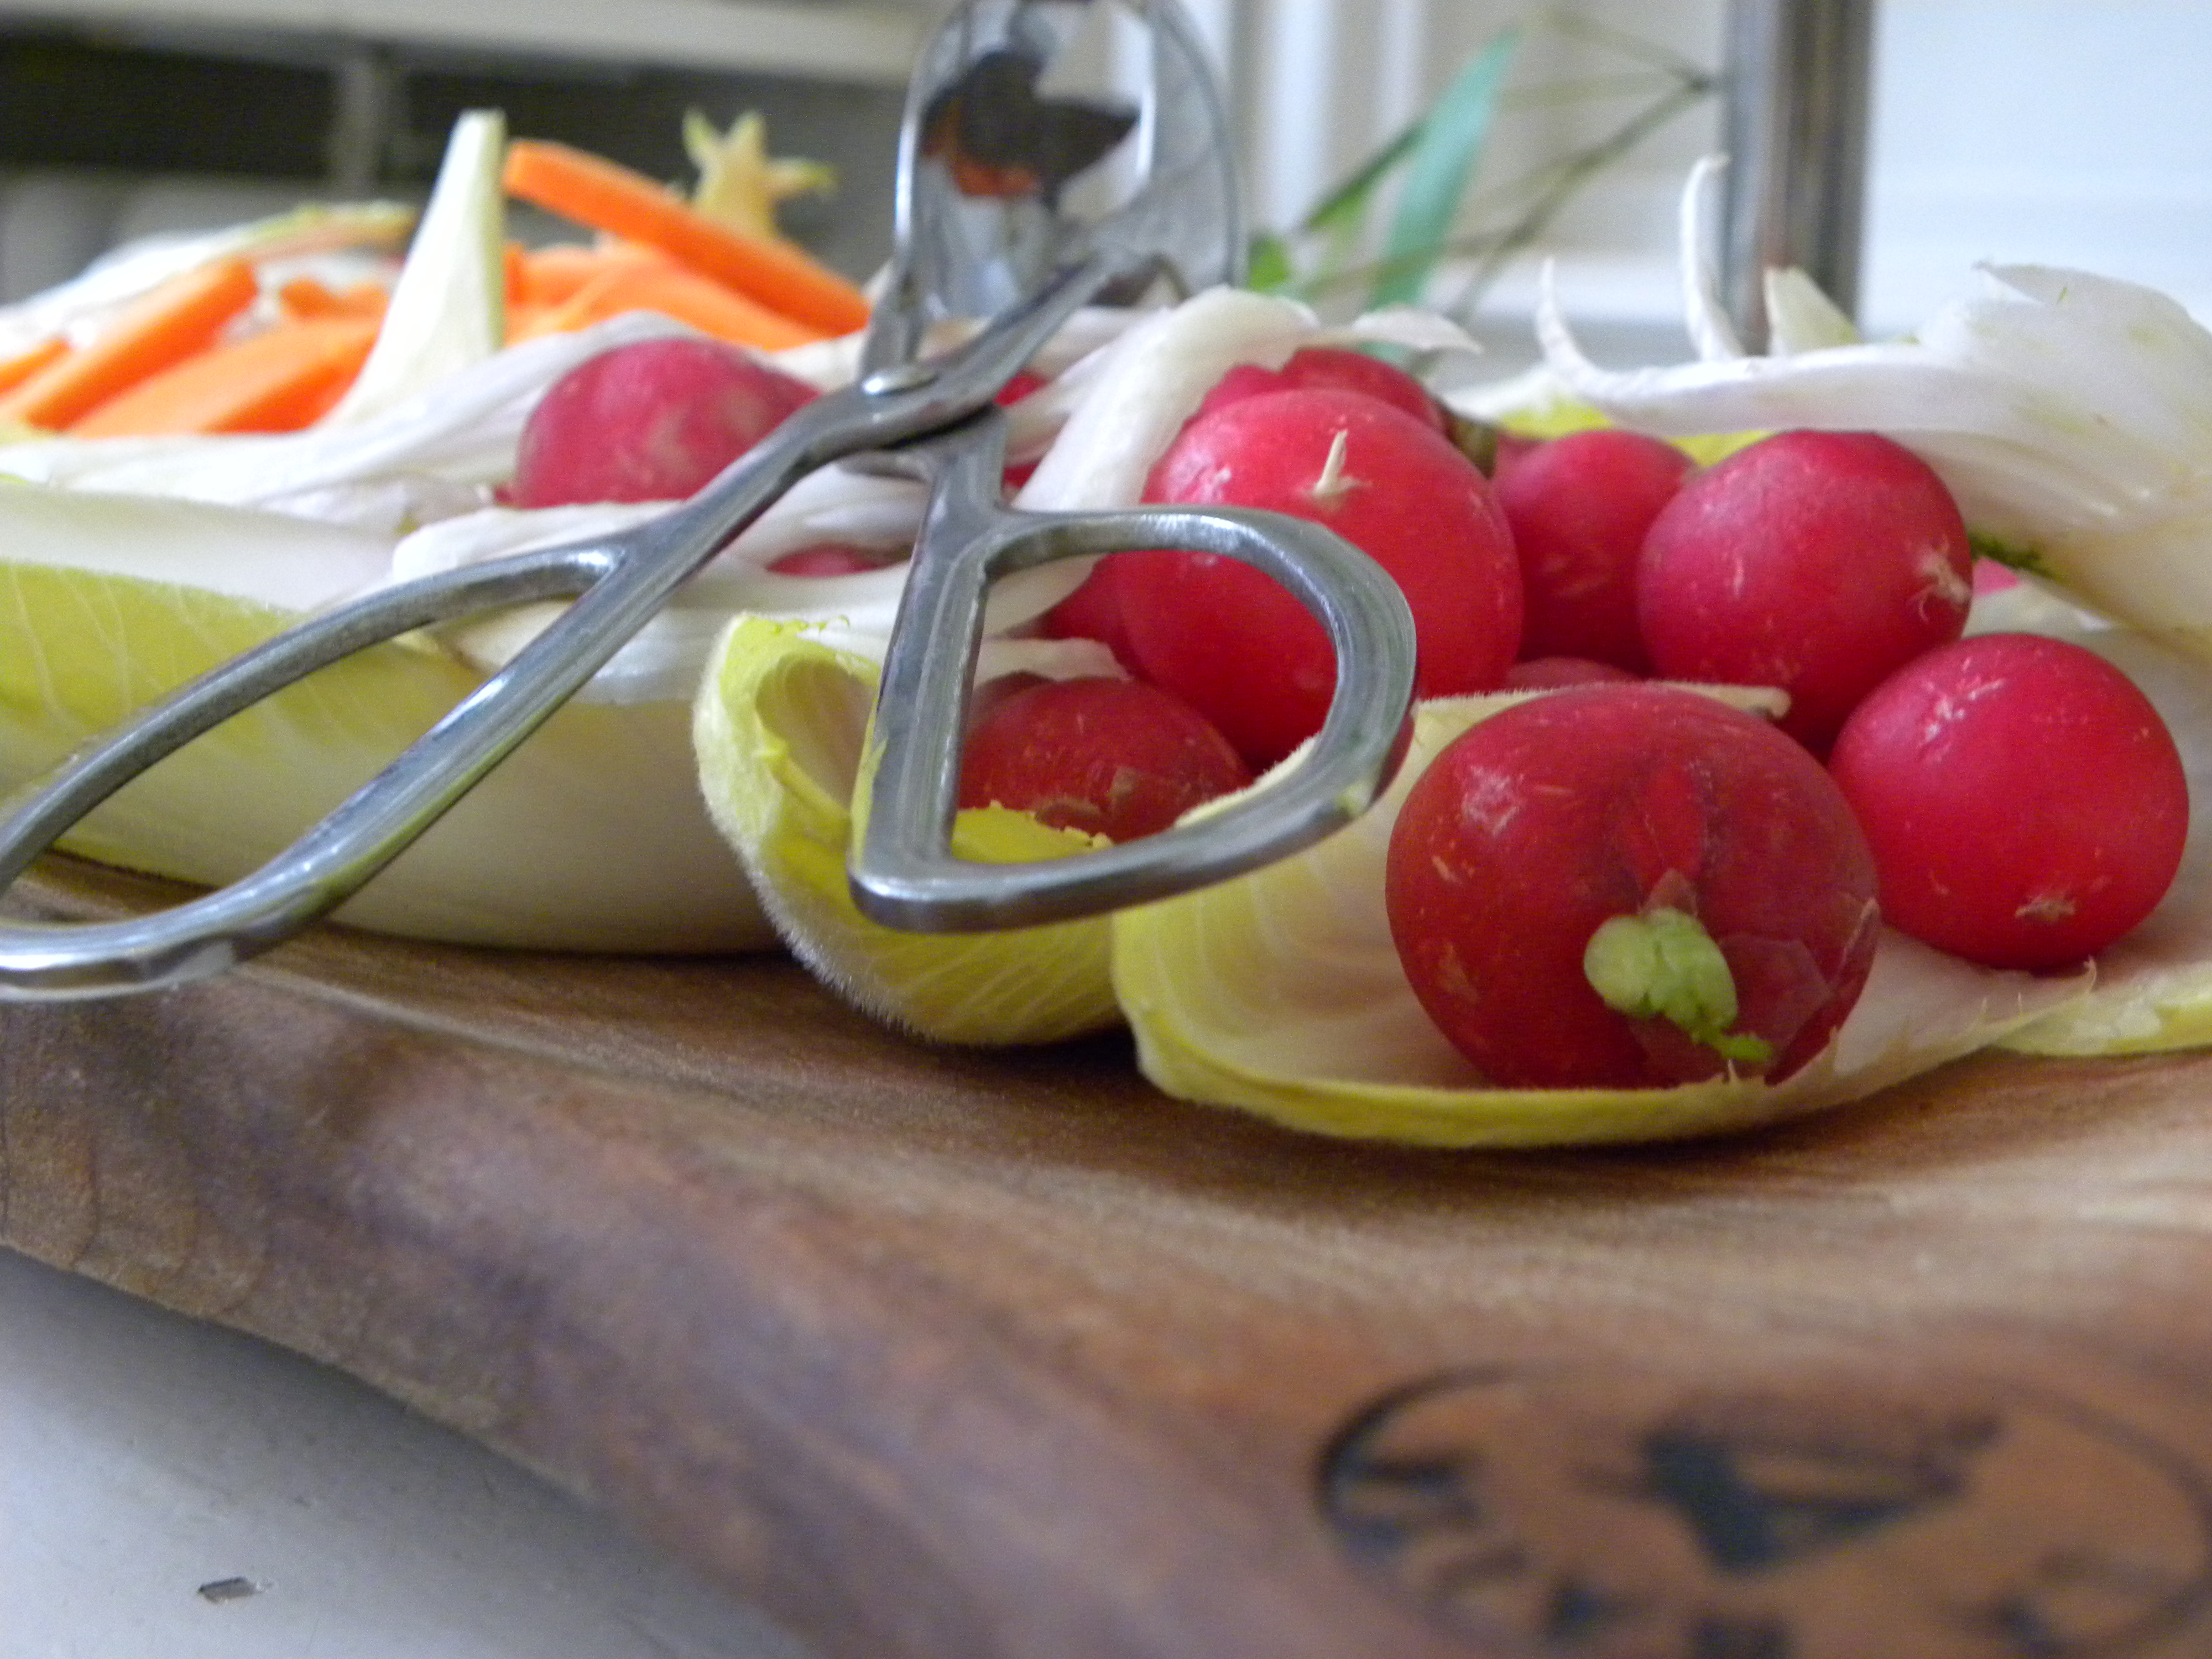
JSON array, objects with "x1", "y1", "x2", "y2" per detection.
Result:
[{"x1": 0, "y1": 0, "x2": 1415, "y2": 1001}]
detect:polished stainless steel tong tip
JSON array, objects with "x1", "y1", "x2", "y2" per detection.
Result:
[{"x1": 0, "y1": 0, "x2": 1416, "y2": 999}]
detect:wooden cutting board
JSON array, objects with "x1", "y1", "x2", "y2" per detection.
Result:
[{"x1": 12, "y1": 854, "x2": 2212, "y2": 1659}]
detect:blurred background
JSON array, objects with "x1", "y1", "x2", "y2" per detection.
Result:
[{"x1": 3, "y1": 0, "x2": 2208, "y2": 366}]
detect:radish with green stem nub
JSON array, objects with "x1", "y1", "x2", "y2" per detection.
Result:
[
  {"x1": 1385, "y1": 685, "x2": 1880, "y2": 1089},
  {"x1": 1828, "y1": 632, "x2": 2189, "y2": 972},
  {"x1": 1636, "y1": 430, "x2": 1974, "y2": 751}
]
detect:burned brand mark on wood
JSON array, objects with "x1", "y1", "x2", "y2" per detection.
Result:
[{"x1": 1318, "y1": 1364, "x2": 2212, "y2": 1657}]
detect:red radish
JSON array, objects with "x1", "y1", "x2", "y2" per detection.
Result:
[
  {"x1": 1191, "y1": 346, "x2": 1446, "y2": 434},
  {"x1": 1488, "y1": 429, "x2": 1539, "y2": 476},
  {"x1": 1828, "y1": 633, "x2": 2189, "y2": 970},
  {"x1": 1034, "y1": 355, "x2": 1439, "y2": 664},
  {"x1": 1386, "y1": 685, "x2": 1879, "y2": 1088},
  {"x1": 957, "y1": 675, "x2": 1252, "y2": 843},
  {"x1": 509, "y1": 336, "x2": 816, "y2": 508},
  {"x1": 1112, "y1": 387, "x2": 1524, "y2": 767},
  {"x1": 1500, "y1": 655, "x2": 1641, "y2": 691},
  {"x1": 1637, "y1": 430, "x2": 1974, "y2": 750},
  {"x1": 1973, "y1": 559, "x2": 2021, "y2": 594},
  {"x1": 768, "y1": 542, "x2": 889, "y2": 576},
  {"x1": 1495, "y1": 428, "x2": 1691, "y2": 672},
  {"x1": 1037, "y1": 556, "x2": 1142, "y2": 673}
]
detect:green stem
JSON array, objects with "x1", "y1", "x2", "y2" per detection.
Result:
[
  {"x1": 1287, "y1": 75, "x2": 1712, "y2": 311},
  {"x1": 1584, "y1": 907, "x2": 1775, "y2": 1071}
]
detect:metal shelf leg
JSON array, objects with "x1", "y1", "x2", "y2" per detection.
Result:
[{"x1": 1719, "y1": 0, "x2": 1875, "y2": 351}]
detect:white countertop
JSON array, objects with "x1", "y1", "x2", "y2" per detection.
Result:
[{"x1": 0, "y1": 1246, "x2": 821, "y2": 1659}]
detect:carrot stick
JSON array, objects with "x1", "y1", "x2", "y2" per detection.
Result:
[
  {"x1": 519, "y1": 258, "x2": 827, "y2": 351},
  {"x1": 514, "y1": 241, "x2": 667, "y2": 307},
  {"x1": 277, "y1": 275, "x2": 388, "y2": 321},
  {"x1": 0, "y1": 255, "x2": 260, "y2": 430},
  {"x1": 0, "y1": 336, "x2": 69, "y2": 396},
  {"x1": 502, "y1": 140, "x2": 869, "y2": 337},
  {"x1": 502, "y1": 302, "x2": 564, "y2": 345},
  {"x1": 276, "y1": 275, "x2": 340, "y2": 316},
  {"x1": 70, "y1": 316, "x2": 380, "y2": 437}
]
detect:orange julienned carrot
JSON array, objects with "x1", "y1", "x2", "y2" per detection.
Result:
[
  {"x1": 276, "y1": 275, "x2": 338, "y2": 317},
  {"x1": 276, "y1": 275, "x2": 389, "y2": 321},
  {"x1": 502, "y1": 140, "x2": 869, "y2": 337},
  {"x1": 70, "y1": 316, "x2": 381, "y2": 437},
  {"x1": 513, "y1": 240, "x2": 668, "y2": 308},
  {"x1": 502, "y1": 303, "x2": 561, "y2": 345},
  {"x1": 515, "y1": 259, "x2": 827, "y2": 352},
  {"x1": 0, "y1": 255, "x2": 260, "y2": 431},
  {"x1": 0, "y1": 336, "x2": 70, "y2": 397}
]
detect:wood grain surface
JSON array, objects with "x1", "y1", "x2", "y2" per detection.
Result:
[{"x1": 11, "y1": 854, "x2": 2212, "y2": 1659}]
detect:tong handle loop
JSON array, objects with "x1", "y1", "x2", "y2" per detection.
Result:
[{"x1": 852, "y1": 414, "x2": 1418, "y2": 932}]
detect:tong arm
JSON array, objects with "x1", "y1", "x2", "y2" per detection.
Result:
[
  {"x1": 0, "y1": 546, "x2": 611, "y2": 997},
  {"x1": 0, "y1": 254, "x2": 1145, "y2": 1000}
]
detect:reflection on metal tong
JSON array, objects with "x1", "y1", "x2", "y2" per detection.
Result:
[{"x1": 0, "y1": 0, "x2": 1417, "y2": 1001}]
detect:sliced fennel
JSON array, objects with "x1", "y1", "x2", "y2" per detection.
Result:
[
  {"x1": 1440, "y1": 362, "x2": 1757, "y2": 468},
  {"x1": 1537, "y1": 253, "x2": 2212, "y2": 650},
  {"x1": 1668, "y1": 154, "x2": 1859, "y2": 362},
  {"x1": 0, "y1": 483, "x2": 772, "y2": 951},
  {"x1": 388, "y1": 469, "x2": 929, "y2": 701},
  {"x1": 1111, "y1": 692, "x2": 2091, "y2": 1147},
  {"x1": 692, "y1": 618, "x2": 1120, "y2": 1044},
  {"x1": 321, "y1": 109, "x2": 508, "y2": 427},
  {"x1": 1762, "y1": 268, "x2": 1861, "y2": 356}
]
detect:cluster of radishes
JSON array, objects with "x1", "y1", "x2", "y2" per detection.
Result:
[{"x1": 511, "y1": 331, "x2": 2192, "y2": 1091}]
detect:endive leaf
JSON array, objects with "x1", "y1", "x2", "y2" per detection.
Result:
[
  {"x1": 1112, "y1": 693, "x2": 2091, "y2": 1147},
  {"x1": 0, "y1": 482, "x2": 772, "y2": 951},
  {"x1": 691, "y1": 617, "x2": 1119, "y2": 1044}
]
